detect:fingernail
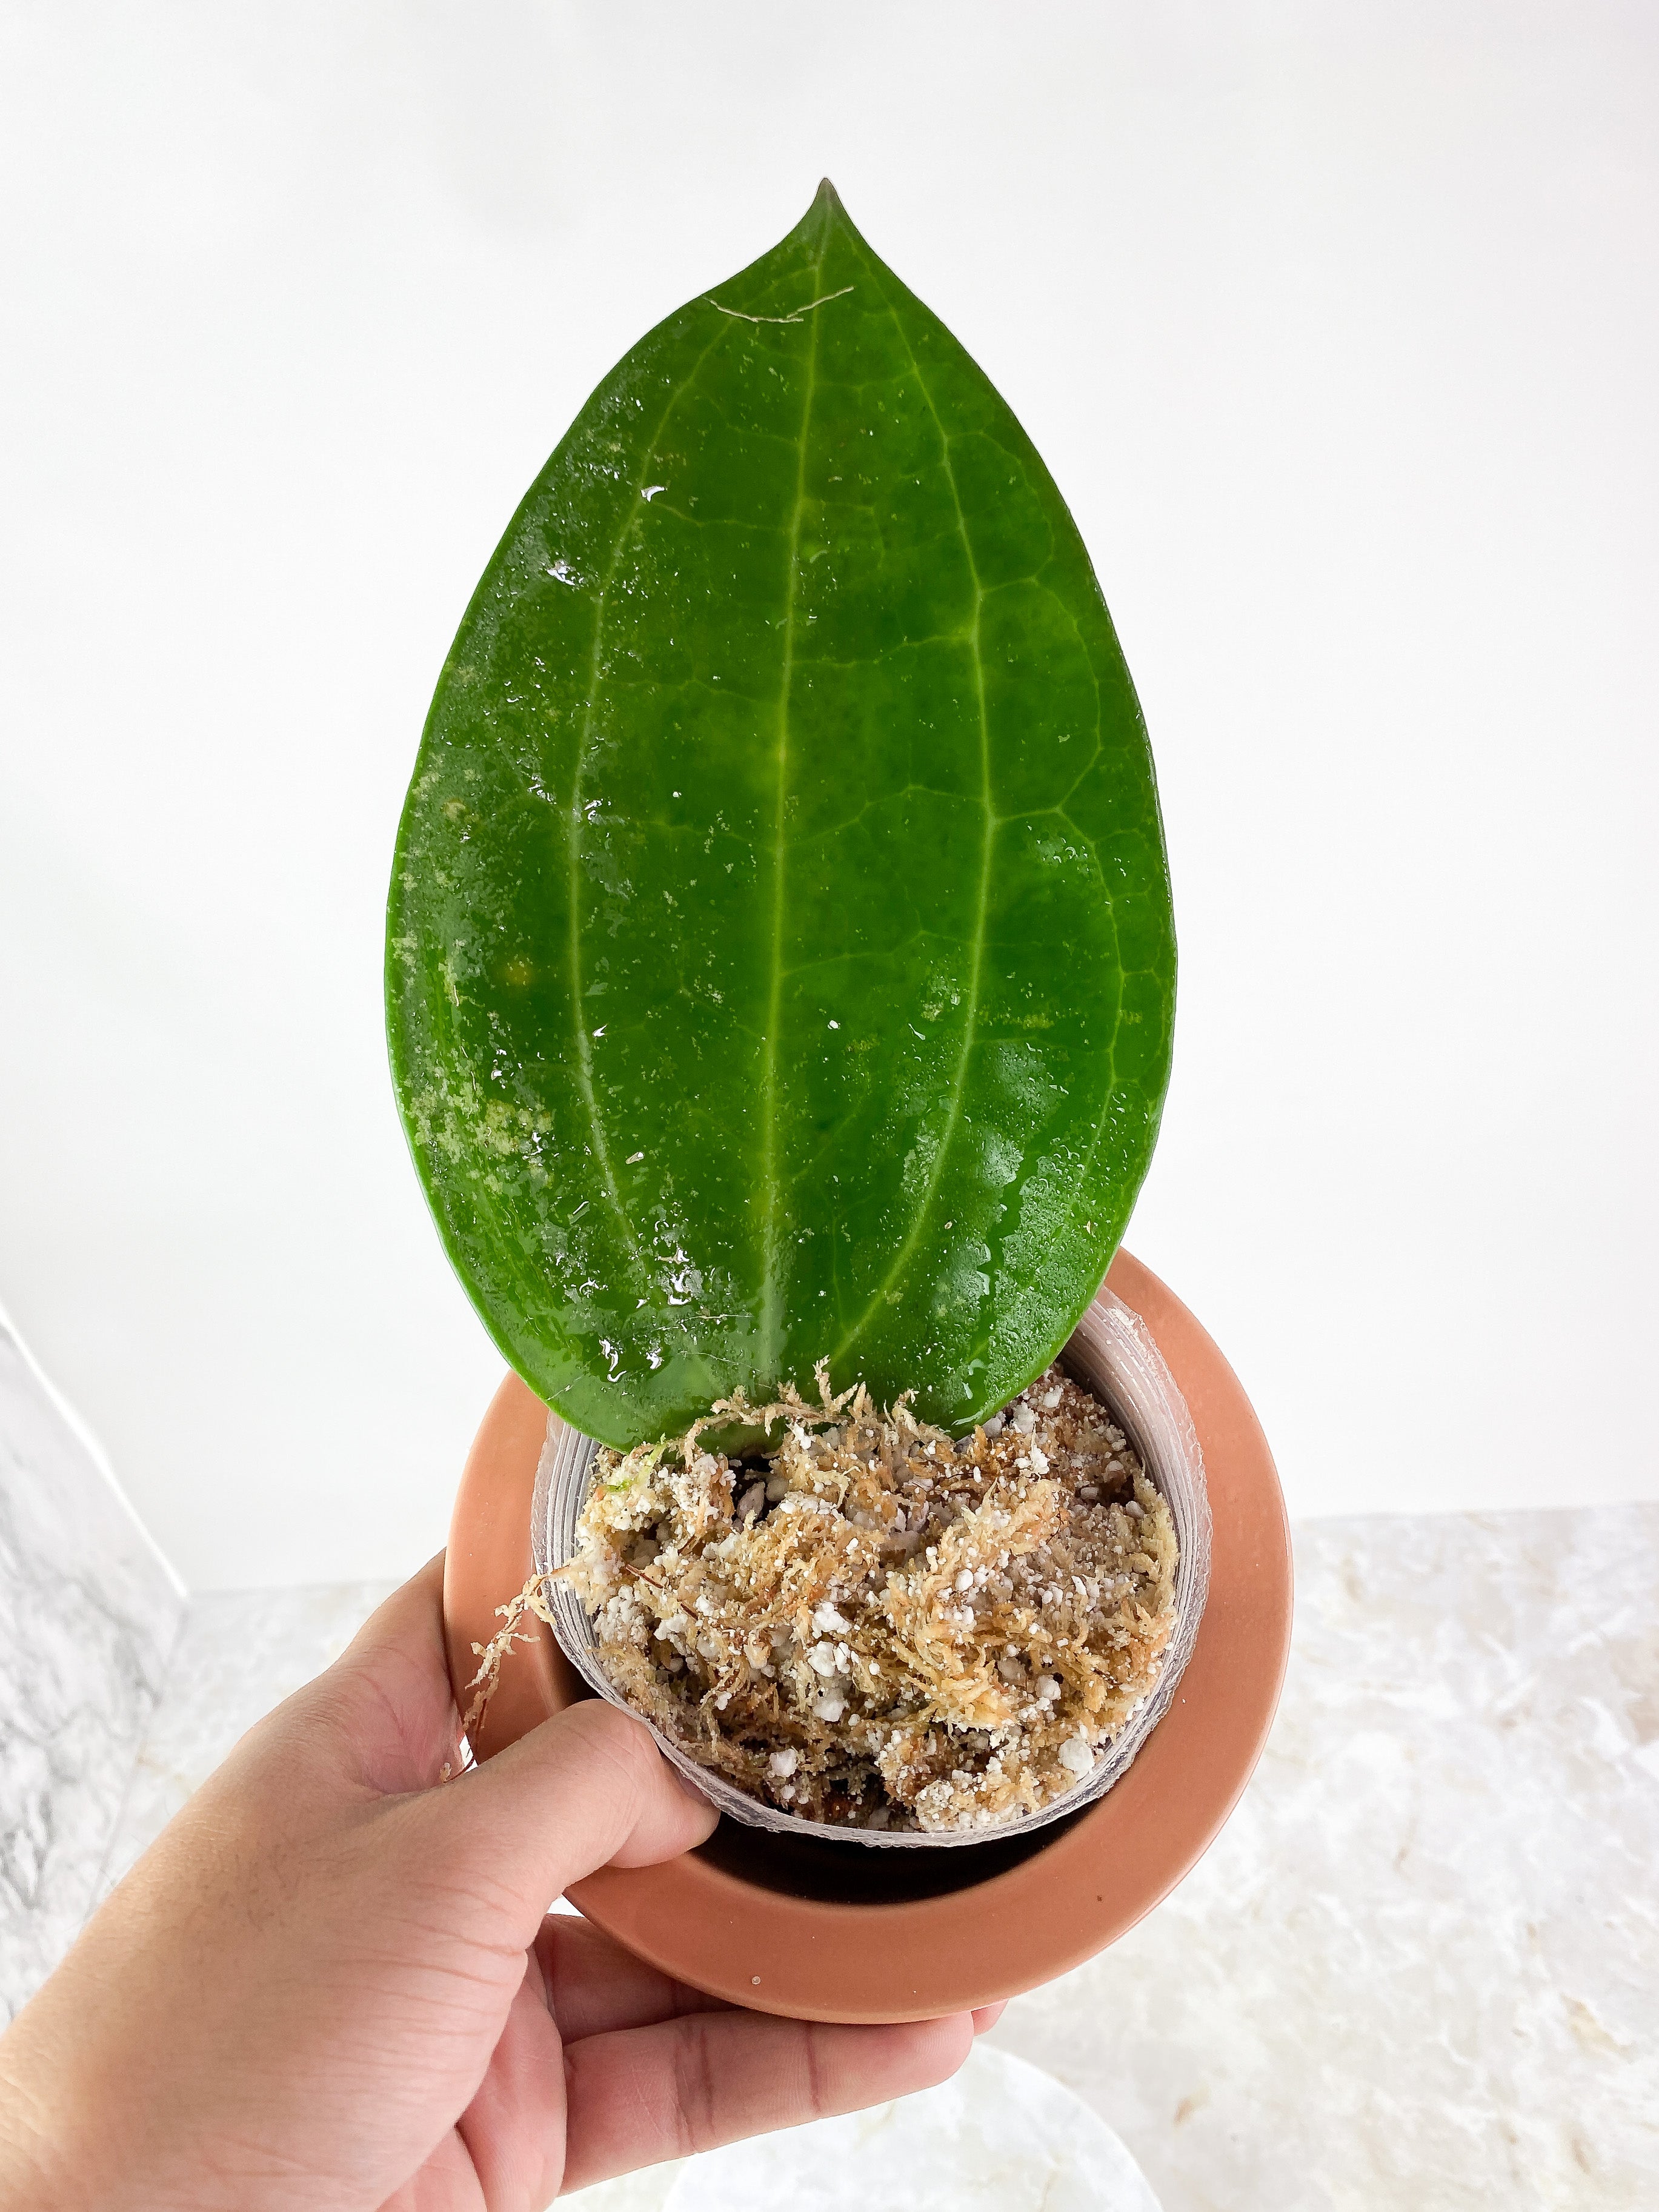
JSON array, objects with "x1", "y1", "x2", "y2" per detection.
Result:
[{"x1": 668, "y1": 1760, "x2": 716, "y2": 1811}]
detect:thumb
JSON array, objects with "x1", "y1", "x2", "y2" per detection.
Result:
[{"x1": 394, "y1": 1699, "x2": 718, "y2": 1939}]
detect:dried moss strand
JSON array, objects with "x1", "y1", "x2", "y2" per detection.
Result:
[{"x1": 569, "y1": 1364, "x2": 1177, "y2": 1833}]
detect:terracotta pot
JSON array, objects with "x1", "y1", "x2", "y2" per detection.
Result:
[{"x1": 442, "y1": 1249, "x2": 1292, "y2": 2024}]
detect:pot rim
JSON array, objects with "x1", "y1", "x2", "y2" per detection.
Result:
[{"x1": 442, "y1": 1249, "x2": 1292, "y2": 2023}]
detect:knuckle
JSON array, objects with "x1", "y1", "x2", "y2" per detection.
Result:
[
  {"x1": 667, "y1": 2017, "x2": 722, "y2": 2156},
  {"x1": 803, "y1": 2021, "x2": 829, "y2": 2117}
]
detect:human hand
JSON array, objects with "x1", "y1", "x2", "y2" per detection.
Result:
[{"x1": 0, "y1": 1555, "x2": 993, "y2": 2210}]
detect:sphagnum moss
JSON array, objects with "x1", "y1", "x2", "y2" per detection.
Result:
[{"x1": 562, "y1": 1364, "x2": 1177, "y2": 1833}]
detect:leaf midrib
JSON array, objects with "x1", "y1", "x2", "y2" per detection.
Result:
[{"x1": 829, "y1": 288, "x2": 997, "y2": 1372}]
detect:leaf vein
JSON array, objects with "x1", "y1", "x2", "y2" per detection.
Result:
[
  {"x1": 830, "y1": 307, "x2": 998, "y2": 1370},
  {"x1": 567, "y1": 321, "x2": 736, "y2": 1282}
]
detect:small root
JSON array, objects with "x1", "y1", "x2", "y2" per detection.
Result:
[{"x1": 442, "y1": 1566, "x2": 565, "y2": 1779}]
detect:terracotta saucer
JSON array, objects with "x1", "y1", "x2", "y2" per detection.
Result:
[{"x1": 442, "y1": 1249, "x2": 1292, "y2": 2024}]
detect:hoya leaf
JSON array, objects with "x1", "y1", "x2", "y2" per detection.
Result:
[{"x1": 387, "y1": 182, "x2": 1175, "y2": 1449}]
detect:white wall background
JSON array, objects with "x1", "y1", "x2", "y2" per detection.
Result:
[{"x1": 2, "y1": 1, "x2": 1654, "y2": 1589}]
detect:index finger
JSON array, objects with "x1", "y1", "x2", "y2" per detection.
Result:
[
  {"x1": 560, "y1": 2009, "x2": 976, "y2": 2193},
  {"x1": 536, "y1": 1913, "x2": 733, "y2": 2041}
]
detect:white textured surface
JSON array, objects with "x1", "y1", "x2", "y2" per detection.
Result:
[
  {"x1": 564, "y1": 2171, "x2": 682, "y2": 2212},
  {"x1": 0, "y1": 1313, "x2": 182, "y2": 2022},
  {"x1": 992, "y1": 1506, "x2": 1659, "y2": 2210},
  {"x1": 98, "y1": 1580, "x2": 397, "y2": 1899},
  {"x1": 664, "y1": 2044, "x2": 1158, "y2": 2210}
]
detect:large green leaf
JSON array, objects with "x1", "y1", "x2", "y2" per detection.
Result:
[{"x1": 387, "y1": 182, "x2": 1174, "y2": 1449}]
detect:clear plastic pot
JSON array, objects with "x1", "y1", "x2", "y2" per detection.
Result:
[{"x1": 532, "y1": 1284, "x2": 1211, "y2": 1850}]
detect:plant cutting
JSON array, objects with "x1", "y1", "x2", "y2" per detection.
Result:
[{"x1": 389, "y1": 185, "x2": 1277, "y2": 1895}]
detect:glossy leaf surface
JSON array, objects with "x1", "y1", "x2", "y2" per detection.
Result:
[{"x1": 387, "y1": 184, "x2": 1175, "y2": 1447}]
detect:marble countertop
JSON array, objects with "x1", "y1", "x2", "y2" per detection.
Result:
[{"x1": 994, "y1": 1506, "x2": 1659, "y2": 2208}]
